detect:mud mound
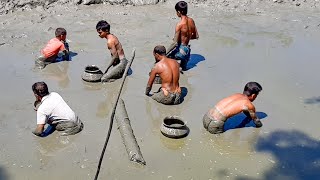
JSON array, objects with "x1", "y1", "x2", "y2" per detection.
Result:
[{"x1": 0, "y1": 0, "x2": 165, "y2": 15}]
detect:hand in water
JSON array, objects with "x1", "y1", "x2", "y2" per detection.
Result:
[
  {"x1": 253, "y1": 119, "x2": 263, "y2": 128},
  {"x1": 145, "y1": 87, "x2": 151, "y2": 96}
]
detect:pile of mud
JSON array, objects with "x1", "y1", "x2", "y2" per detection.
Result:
[{"x1": 0, "y1": 0, "x2": 165, "y2": 14}]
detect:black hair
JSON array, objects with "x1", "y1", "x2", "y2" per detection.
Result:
[
  {"x1": 32, "y1": 82, "x2": 49, "y2": 97},
  {"x1": 96, "y1": 20, "x2": 110, "y2": 32},
  {"x1": 55, "y1": 28, "x2": 67, "y2": 37},
  {"x1": 175, "y1": 1, "x2": 188, "y2": 15},
  {"x1": 243, "y1": 82, "x2": 262, "y2": 96},
  {"x1": 154, "y1": 45, "x2": 166, "y2": 55}
]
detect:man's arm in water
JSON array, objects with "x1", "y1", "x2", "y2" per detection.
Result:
[
  {"x1": 105, "y1": 40, "x2": 118, "y2": 73},
  {"x1": 33, "y1": 124, "x2": 45, "y2": 137},
  {"x1": 243, "y1": 104, "x2": 262, "y2": 127},
  {"x1": 145, "y1": 66, "x2": 158, "y2": 96}
]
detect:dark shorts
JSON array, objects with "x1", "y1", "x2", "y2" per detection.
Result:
[
  {"x1": 101, "y1": 58, "x2": 128, "y2": 82},
  {"x1": 203, "y1": 113, "x2": 224, "y2": 134},
  {"x1": 54, "y1": 117, "x2": 84, "y2": 136},
  {"x1": 151, "y1": 88, "x2": 181, "y2": 105}
]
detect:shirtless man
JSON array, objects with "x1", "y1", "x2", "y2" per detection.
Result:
[
  {"x1": 96, "y1": 20, "x2": 128, "y2": 82},
  {"x1": 203, "y1": 82, "x2": 263, "y2": 134},
  {"x1": 167, "y1": 1, "x2": 199, "y2": 71},
  {"x1": 145, "y1": 45, "x2": 182, "y2": 105}
]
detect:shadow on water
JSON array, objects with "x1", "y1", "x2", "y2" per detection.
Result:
[
  {"x1": 304, "y1": 96, "x2": 320, "y2": 104},
  {"x1": 186, "y1": 54, "x2": 205, "y2": 70},
  {"x1": 0, "y1": 166, "x2": 9, "y2": 180},
  {"x1": 236, "y1": 130, "x2": 320, "y2": 180},
  {"x1": 179, "y1": 87, "x2": 188, "y2": 104},
  {"x1": 224, "y1": 112, "x2": 267, "y2": 132},
  {"x1": 54, "y1": 51, "x2": 78, "y2": 63},
  {"x1": 41, "y1": 125, "x2": 56, "y2": 137}
]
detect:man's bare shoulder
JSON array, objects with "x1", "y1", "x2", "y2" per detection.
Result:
[
  {"x1": 175, "y1": 21, "x2": 183, "y2": 29},
  {"x1": 189, "y1": 17, "x2": 195, "y2": 22}
]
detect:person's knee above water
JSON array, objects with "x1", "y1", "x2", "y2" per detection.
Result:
[
  {"x1": 96, "y1": 20, "x2": 128, "y2": 82},
  {"x1": 36, "y1": 28, "x2": 70, "y2": 69},
  {"x1": 203, "y1": 82, "x2": 263, "y2": 134},
  {"x1": 145, "y1": 45, "x2": 182, "y2": 105},
  {"x1": 32, "y1": 82, "x2": 83, "y2": 137},
  {"x1": 166, "y1": 1, "x2": 199, "y2": 71}
]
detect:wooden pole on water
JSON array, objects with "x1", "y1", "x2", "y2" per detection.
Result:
[{"x1": 94, "y1": 48, "x2": 136, "y2": 180}]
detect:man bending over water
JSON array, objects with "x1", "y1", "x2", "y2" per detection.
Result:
[
  {"x1": 145, "y1": 45, "x2": 181, "y2": 105},
  {"x1": 32, "y1": 82, "x2": 83, "y2": 136},
  {"x1": 203, "y1": 82, "x2": 263, "y2": 134}
]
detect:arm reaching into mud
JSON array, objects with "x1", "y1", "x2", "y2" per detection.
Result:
[
  {"x1": 146, "y1": 67, "x2": 157, "y2": 96},
  {"x1": 62, "y1": 41, "x2": 70, "y2": 61},
  {"x1": 167, "y1": 25, "x2": 180, "y2": 54},
  {"x1": 243, "y1": 105, "x2": 262, "y2": 128},
  {"x1": 193, "y1": 22, "x2": 199, "y2": 40},
  {"x1": 32, "y1": 124, "x2": 45, "y2": 137},
  {"x1": 105, "y1": 41, "x2": 118, "y2": 74}
]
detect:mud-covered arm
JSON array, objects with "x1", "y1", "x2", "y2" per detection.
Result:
[
  {"x1": 243, "y1": 105, "x2": 262, "y2": 127},
  {"x1": 32, "y1": 124, "x2": 45, "y2": 137},
  {"x1": 146, "y1": 67, "x2": 157, "y2": 96},
  {"x1": 105, "y1": 42, "x2": 118, "y2": 73},
  {"x1": 62, "y1": 41, "x2": 70, "y2": 61},
  {"x1": 167, "y1": 25, "x2": 180, "y2": 53},
  {"x1": 62, "y1": 50, "x2": 69, "y2": 61},
  {"x1": 194, "y1": 21, "x2": 199, "y2": 39}
]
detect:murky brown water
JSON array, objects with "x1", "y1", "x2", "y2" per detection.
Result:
[{"x1": 0, "y1": 4, "x2": 320, "y2": 180}]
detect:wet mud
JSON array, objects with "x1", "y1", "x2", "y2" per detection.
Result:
[{"x1": 0, "y1": 2, "x2": 320, "y2": 180}]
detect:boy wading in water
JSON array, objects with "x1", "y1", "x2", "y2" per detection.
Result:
[
  {"x1": 146, "y1": 45, "x2": 182, "y2": 105},
  {"x1": 35, "y1": 28, "x2": 69, "y2": 69},
  {"x1": 203, "y1": 82, "x2": 263, "y2": 134},
  {"x1": 96, "y1": 20, "x2": 128, "y2": 82},
  {"x1": 167, "y1": 1, "x2": 199, "y2": 71}
]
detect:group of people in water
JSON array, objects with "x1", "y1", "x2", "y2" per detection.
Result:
[{"x1": 31, "y1": 1, "x2": 263, "y2": 137}]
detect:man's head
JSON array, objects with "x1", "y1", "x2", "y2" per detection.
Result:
[
  {"x1": 175, "y1": 1, "x2": 188, "y2": 17},
  {"x1": 32, "y1": 82, "x2": 49, "y2": 100},
  {"x1": 55, "y1": 28, "x2": 67, "y2": 41},
  {"x1": 153, "y1": 45, "x2": 166, "y2": 62},
  {"x1": 243, "y1": 82, "x2": 262, "y2": 102},
  {"x1": 96, "y1": 20, "x2": 110, "y2": 38}
]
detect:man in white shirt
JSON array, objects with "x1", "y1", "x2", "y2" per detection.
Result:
[{"x1": 32, "y1": 82, "x2": 83, "y2": 136}]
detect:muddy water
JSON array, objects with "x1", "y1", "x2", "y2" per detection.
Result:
[{"x1": 0, "y1": 4, "x2": 320, "y2": 180}]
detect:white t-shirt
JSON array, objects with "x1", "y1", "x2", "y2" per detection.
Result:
[{"x1": 37, "y1": 92, "x2": 76, "y2": 125}]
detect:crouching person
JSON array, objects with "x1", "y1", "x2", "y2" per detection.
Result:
[
  {"x1": 203, "y1": 82, "x2": 263, "y2": 134},
  {"x1": 145, "y1": 45, "x2": 181, "y2": 105},
  {"x1": 32, "y1": 82, "x2": 83, "y2": 137},
  {"x1": 35, "y1": 28, "x2": 69, "y2": 69}
]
